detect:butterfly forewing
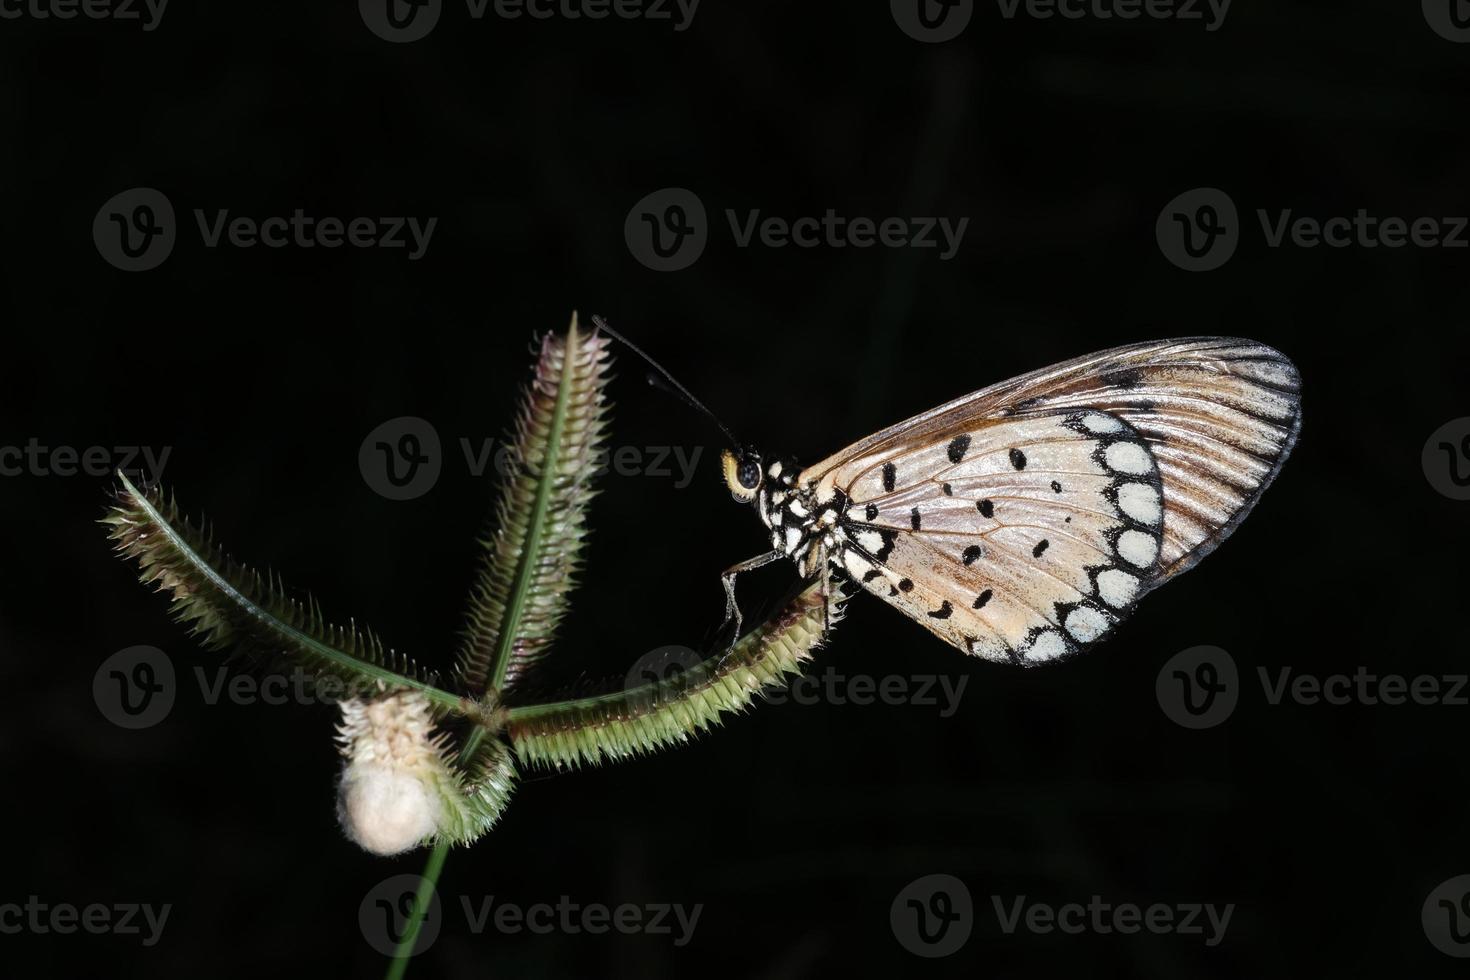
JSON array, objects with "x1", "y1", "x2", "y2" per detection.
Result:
[{"x1": 801, "y1": 338, "x2": 1300, "y2": 665}]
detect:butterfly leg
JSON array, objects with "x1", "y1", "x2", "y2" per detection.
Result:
[
  {"x1": 720, "y1": 549, "x2": 785, "y2": 643},
  {"x1": 818, "y1": 558, "x2": 834, "y2": 633}
]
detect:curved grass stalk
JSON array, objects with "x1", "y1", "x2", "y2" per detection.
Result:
[
  {"x1": 101, "y1": 312, "x2": 837, "y2": 980},
  {"x1": 102, "y1": 471, "x2": 470, "y2": 716},
  {"x1": 507, "y1": 583, "x2": 840, "y2": 770}
]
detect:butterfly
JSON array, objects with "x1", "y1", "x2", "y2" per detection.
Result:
[{"x1": 717, "y1": 337, "x2": 1301, "y2": 665}]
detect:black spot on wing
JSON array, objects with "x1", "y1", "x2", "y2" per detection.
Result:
[
  {"x1": 882, "y1": 462, "x2": 896, "y2": 492},
  {"x1": 1009, "y1": 448, "x2": 1027, "y2": 470},
  {"x1": 978, "y1": 499, "x2": 995, "y2": 519},
  {"x1": 865, "y1": 503, "x2": 879, "y2": 521},
  {"x1": 928, "y1": 601, "x2": 953, "y2": 620},
  {"x1": 1002, "y1": 396, "x2": 1044, "y2": 416},
  {"x1": 1033, "y1": 539, "x2": 1050, "y2": 558},
  {"x1": 973, "y1": 589, "x2": 992, "y2": 609},
  {"x1": 910, "y1": 507, "x2": 921, "y2": 530},
  {"x1": 947, "y1": 434, "x2": 971, "y2": 463},
  {"x1": 962, "y1": 545, "x2": 982, "y2": 566},
  {"x1": 898, "y1": 578, "x2": 914, "y2": 592},
  {"x1": 1101, "y1": 367, "x2": 1144, "y2": 389}
]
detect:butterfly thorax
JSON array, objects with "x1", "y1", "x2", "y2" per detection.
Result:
[{"x1": 755, "y1": 459, "x2": 851, "y2": 578}]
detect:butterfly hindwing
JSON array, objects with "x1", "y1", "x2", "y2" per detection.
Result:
[{"x1": 834, "y1": 410, "x2": 1163, "y2": 664}]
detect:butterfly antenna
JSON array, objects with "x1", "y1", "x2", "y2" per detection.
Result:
[{"x1": 591, "y1": 315, "x2": 742, "y2": 449}]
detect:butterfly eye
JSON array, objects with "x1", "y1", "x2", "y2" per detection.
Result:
[{"x1": 721, "y1": 449, "x2": 762, "y2": 503}]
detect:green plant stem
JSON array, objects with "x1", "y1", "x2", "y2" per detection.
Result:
[
  {"x1": 385, "y1": 323, "x2": 583, "y2": 980},
  {"x1": 385, "y1": 838, "x2": 450, "y2": 980}
]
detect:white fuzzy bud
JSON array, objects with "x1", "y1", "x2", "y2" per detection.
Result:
[{"x1": 336, "y1": 691, "x2": 445, "y2": 856}]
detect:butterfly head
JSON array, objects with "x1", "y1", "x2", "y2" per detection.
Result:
[{"x1": 721, "y1": 448, "x2": 764, "y2": 504}]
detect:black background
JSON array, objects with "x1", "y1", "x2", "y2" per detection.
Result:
[{"x1": 2, "y1": 1, "x2": 1468, "y2": 977}]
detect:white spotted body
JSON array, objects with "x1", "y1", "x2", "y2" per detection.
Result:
[{"x1": 726, "y1": 338, "x2": 1301, "y2": 667}]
